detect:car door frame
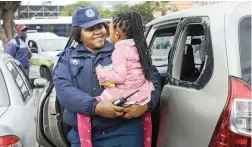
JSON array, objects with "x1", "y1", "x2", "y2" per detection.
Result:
[
  {"x1": 36, "y1": 37, "x2": 74, "y2": 147},
  {"x1": 166, "y1": 17, "x2": 214, "y2": 89},
  {"x1": 146, "y1": 19, "x2": 180, "y2": 147},
  {"x1": 157, "y1": 16, "x2": 222, "y2": 147}
]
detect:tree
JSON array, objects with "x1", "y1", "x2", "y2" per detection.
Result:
[
  {"x1": 99, "y1": 9, "x2": 114, "y2": 18},
  {"x1": 147, "y1": 1, "x2": 178, "y2": 16},
  {"x1": 131, "y1": 2, "x2": 154, "y2": 23},
  {"x1": 0, "y1": 1, "x2": 21, "y2": 49},
  {"x1": 60, "y1": 1, "x2": 92, "y2": 16},
  {"x1": 113, "y1": 2, "x2": 154, "y2": 24},
  {"x1": 60, "y1": 1, "x2": 114, "y2": 18}
]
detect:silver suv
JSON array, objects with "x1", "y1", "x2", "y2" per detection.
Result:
[{"x1": 146, "y1": 1, "x2": 251, "y2": 147}]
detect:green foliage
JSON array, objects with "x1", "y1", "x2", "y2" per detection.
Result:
[
  {"x1": 113, "y1": 2, "x2": 154, "y2": 24},
  {"x1": 60, "y1": 1, "x2": 92, "y2": 16},
  {"x1": 60, "y1": 1, "x2": 114, "y2": 18},
  {"x1": 60, "y1": 1, "x2": 174, "y2": 23},
  {"x1": 99, "y1": 9, "x2": 114, "y2": 18},
  {"x1": 147, "y1": 1, "x2": 178, "y2": 15},
  {"x1": 0, "y1": 1, "x2": 21, "y2": 18}
]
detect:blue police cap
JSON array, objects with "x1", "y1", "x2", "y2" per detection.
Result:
[{"x1": 72, "y1": 6, "x2": 105, "y2": 28}]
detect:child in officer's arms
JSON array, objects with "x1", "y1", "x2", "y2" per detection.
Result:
[{"x1": 77, "y1": 11, "x2": 154, "y2": 147}]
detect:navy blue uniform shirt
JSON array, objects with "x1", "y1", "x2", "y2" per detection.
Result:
[{"x1": 53, "y1": 41, "x2": 161, "y2": 133}]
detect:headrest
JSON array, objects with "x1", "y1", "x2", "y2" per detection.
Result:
[{"x1": 191, "y1": 39, "x2": 201, "y2": 45}]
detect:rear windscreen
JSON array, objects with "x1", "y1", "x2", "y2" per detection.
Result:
[
  {"x1": 239, "y1": 16, "x2": 251, "y2": 86},
  {"x1": 0, "y1": 69, "x2": 10, "y2": 107}
]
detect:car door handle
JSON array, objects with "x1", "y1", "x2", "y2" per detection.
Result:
[{"x1": 34, "y1": 116, "x2": 37, "y2": 122}]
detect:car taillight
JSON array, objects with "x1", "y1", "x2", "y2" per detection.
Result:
[
  {"x1": 0, "y1": 135, "x2": 22, "y2": 147},
  {"x1": 209, "y1": 76, "x2": 251, "y2": 147}
]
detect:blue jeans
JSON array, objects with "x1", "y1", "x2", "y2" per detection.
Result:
[
  {"x1": 67, "y1": 127, "x2": 80, "y2": 147},
  {"x1": 67, "y1": 119, "x2": 144, "y2": 147}
]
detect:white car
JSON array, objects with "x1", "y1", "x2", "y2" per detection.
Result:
[{"x1": 26, "y1": 32, "x2": 68, "y2": 80}]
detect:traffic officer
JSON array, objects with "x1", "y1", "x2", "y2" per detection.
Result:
[{"x1": 53, "y1": 6, "x2": 161, "y2": 147}]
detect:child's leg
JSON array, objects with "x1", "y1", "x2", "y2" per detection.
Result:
[
  {"x1": 77, "y1": 113, "x2": 92, "y2": 147},
  {"x1": 142, "y1": 112, "x2": 152, "y2": 147},
  {"x1": 77, "y1": 96, "x2": 103, "y2": 147}
]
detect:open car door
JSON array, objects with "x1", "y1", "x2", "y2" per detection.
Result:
[
  {"x1": 35, "y1": 37, "x2": 76, "y2": 147},
  {"x1": 36, "y1": 81, "x2": 69, "y2": 147}
]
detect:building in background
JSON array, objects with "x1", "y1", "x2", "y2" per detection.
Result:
[
  {"x1": 170, "y1": 1, "x2": 193, "y2": 10},
  {"x1": 153, "y1": 1, "x2": 193, "y2": 18},
  {"x1": 192, "y1": 1, "x2": 224, "y2": 7},
  {"x1": 16, "y1": 1, "x2": 64, "y2": 19},
  {"x1": 16, "y1": 1, "x2": 135, "y2": 19}
]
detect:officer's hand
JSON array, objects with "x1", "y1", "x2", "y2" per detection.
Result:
[
  {"x1": 95, "y1": 99, "x2": 124, "y2": 118},
  {"x1": 123, "y1": 104, "x2": 148, "y2": 119}
]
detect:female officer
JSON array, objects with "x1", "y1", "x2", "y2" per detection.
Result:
[{"x1": 53, "y1": 6, "x2": 161, "y2": 147}]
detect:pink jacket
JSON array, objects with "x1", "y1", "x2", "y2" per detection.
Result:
[{"x1": 96, "y1": 39, "x2": 153, "y2": 105}]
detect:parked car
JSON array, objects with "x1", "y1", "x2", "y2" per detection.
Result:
[
  {"x1": 0, "y1": 52, "x2": 48, "y2": 147},
  {"x1": 145, "y1": 1, "x2": 251, "y2": 147},
  {"x1": 0, "y1": 40, "x2": 4, "y2": 52},
  {"x1": 26, "y1": 32, "x2": 69, "y2": 81},
  {"x1": 36, "y1": 1, "x2": 251, "y2": 147}
]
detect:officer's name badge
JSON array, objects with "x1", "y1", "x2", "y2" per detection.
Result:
[{"x1": 71, "y1": 59, "x2": 80, "y2": 65}]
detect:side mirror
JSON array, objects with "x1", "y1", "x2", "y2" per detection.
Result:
[
  {"x1": 33, "y1": 78, "x2": 48, "y2": 88},
  {"x1": 30, "y1": 47, "x2": 38, "y2": 53}
]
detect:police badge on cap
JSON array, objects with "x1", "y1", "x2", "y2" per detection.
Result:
[
  {"x1": 85, "y1": 9, "x2": 95, "y2": 18},
  {"x1": 72, "y1": 6, "x2": 106, "y2": 28}
]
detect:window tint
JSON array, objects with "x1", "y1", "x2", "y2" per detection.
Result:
[
  {"x1": 6, "y1": 61, "x2": 30, "y2": 102},
  {"x1": 239, "y1": 16, "x2": 251, "y2": 86},
  {"x1": 0, "y1": 69, "x2": 10, "y2": 107}
]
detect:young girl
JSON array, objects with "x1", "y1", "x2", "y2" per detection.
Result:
[{"x1": 77, "y1": 11, "x2": 153, "y2": 147}]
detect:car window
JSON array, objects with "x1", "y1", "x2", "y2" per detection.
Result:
[
  {"x1": 168, "y1": 17, "x2": 213, "y2": 89},
  {"x1": 239, "y1": 16, "x2": 251, "y2": 86},
  {"x1": 150, "y1": 27, "x2": 176, "y2": 53},
  {"x1": 152, "y1": 36, "x2": 173, "y2": 51},
  {"x1": 149, "y1": 26, "x2": 177, "y2": 71},
  {"x1": 0, "y1": 69, "x2": 10, "y2": 107},
  {"x1": 28, "y1": 40, "x2": 38, "y2": 49},
  {"x1": 6, "y1": 61, "x2": 30, "y2": 102},
  {"x1": 38, "y1": 38, "x2": 68, "y2": 51},
  {"x1": 12, "y1": 60, "x2": 32, "y2": 91}
]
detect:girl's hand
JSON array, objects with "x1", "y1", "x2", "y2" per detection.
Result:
[
  {"x1": 123, "y1": 104, "x2": 148, "y2": 119},
  {"x1": 95, "y1": 64, "x2": 103, "y2": 73}
]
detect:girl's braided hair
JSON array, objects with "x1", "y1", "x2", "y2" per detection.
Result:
[{"x1": 112, "y1": 11, "x2": 152, "y2": 80}]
